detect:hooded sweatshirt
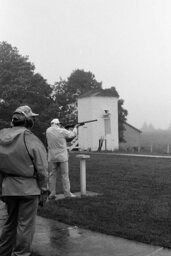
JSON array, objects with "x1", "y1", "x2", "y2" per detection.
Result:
[{"x1": 0, "y1": 126, "x2": 48, "y2": 196}]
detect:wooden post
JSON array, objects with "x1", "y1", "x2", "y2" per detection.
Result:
[
  {"x1": 150, "y1": 144, "x2": 153, "y2": 153},
  {"x1": 76, "y1": 154, "x2": 90, "y2": 196},
  {"x1": 167, "y1": 144, "x2": 170, "y2": 154}
]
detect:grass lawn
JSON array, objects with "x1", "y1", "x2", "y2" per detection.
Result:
[{"x1": 38, "y1": 152, "x2": 171, "y2": 248}]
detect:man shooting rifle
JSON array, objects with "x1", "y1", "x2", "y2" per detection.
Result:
[{"x1": 46, "y1": 118, "x2": 79, "y2": 199}]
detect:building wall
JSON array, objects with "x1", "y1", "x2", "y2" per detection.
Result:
[
  {"x1": 78, "y1": 96, "x2": 119, "y2": 151},
  {"x1": 120, "y1": 123, "x2": 141, "y2": 151}
]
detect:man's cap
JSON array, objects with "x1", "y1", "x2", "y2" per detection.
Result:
[
  {"x1": 51, "y1": 118, "x2": 60, "y2": 125},
  {"x1": 13, "y1": 105, "x2": 39, "y2": 118}
]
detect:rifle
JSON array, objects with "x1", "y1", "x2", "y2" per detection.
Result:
[{"x1": 65, "y1": 119, "x2": 98, "y2": 129}]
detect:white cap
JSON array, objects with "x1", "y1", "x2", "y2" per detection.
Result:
[{"x1": 51, "y1": 118, "x2": 60, "y2": 125}]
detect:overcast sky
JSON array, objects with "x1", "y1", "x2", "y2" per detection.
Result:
[{"x1": 0, "y1": 0, "x2": 171, "y2": 129}]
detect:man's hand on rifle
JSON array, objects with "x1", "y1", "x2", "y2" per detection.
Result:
[
  {"x1": 79, "y1": 122, "x2": 85, "y2": 127},
  {"x1": 75, "y1": 124, "x2": 81, "y2": 128}
]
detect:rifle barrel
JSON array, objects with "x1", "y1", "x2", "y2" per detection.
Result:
[
  {"x1": 78, "y1": 119, "x2": 98, "y2": 124},
  {"x1": 65, "y1": 119, "x2": 98, "y2": 129}
]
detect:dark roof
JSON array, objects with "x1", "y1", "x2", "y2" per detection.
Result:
[
  {"x1": 78, "y1": 89, "x2": 119, "y2": 99},
  {"x1": 124, "y1": 122, "x2": 142, "y2": 133}
]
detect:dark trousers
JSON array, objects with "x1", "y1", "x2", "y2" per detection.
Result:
[{"x1": 0, "y1": 196, "x2": 39, "y2": 256}]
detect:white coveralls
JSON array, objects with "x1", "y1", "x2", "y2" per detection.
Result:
[{"x1": 46, "y1": 124, "x2": 77, "y2": 197}]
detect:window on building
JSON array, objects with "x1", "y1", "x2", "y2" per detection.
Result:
[{"x1": 104, "y1": 118, "x2": 111, "y2": 135}]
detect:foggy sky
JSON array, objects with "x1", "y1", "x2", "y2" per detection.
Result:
[{"x1": 0, "y1": 0, "x2": 171, "y2": 129}]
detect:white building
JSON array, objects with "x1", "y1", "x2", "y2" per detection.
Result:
[{"x1": 77, "y1": 89, "x2": 119, "y2": 151}]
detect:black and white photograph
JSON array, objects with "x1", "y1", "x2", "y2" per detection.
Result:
[{"x1": 0, "y1": 1, "x2": 171, "y2": 255}]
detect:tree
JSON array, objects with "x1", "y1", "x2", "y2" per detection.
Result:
[
  {"x1": 67, "y1": 69, "x2": 102, "y2": 102},
  {"x1": 53, "y1": 69, "x2": 102, "y2": 125},
  {"x1": 0, "y1": 41, "x2": 53, "y2": 141},
  {"x1": 0, "y1": 42, "x2": 34, "y2": 99},
  {"x1": 118, "y1": 99, "x2": 128, "y2": 142}
]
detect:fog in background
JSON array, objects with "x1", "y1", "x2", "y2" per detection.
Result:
[{"x1": 0, "y1": 0, "x2": 171, "y2": 130}]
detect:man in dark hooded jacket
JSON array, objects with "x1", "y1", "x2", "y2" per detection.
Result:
[{"x1": 0, "y1": 105, "x2": 48, "y2": 256}]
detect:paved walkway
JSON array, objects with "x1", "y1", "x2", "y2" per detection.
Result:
[
  {"x1": 1, "y1": 200, "x2": 171, "y2": 256},
  {"x1": 33, "y1": 216, "x2": 171, "y2": 256}
]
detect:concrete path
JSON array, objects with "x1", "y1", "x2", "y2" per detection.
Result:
[
  {"x1": 33, "y1": 216, "x2": 171, "y2": 256},
  {"x1": 1, "y1": 201, "x2": 171, "y2": 256}
]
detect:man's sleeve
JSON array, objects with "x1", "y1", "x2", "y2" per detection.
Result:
[
  {"x1": 25, "y1": 132, "x2": 48, "y2": 191},
  {"x1": 62, "y1": 127, "x2": 77, "y2": 139}
]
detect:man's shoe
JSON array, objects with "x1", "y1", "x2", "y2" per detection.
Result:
[
  {"x1": 64, "y1": 193, "x2": 76, "y2": 198},
  {"x1": 48, "y1": 194, "x2": 57, "y2": 200}
]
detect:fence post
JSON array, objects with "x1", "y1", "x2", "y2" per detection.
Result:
[
  {"x1": 150, "y1": 144, "x2": 153, "y2": 153},
  {"x1": 167, "y1": 144, "x2": 170, "y2": 154}
]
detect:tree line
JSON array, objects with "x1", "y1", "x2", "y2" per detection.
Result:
[{"x1": 0, "y1": 41, "x2": 128, "y2": 144}]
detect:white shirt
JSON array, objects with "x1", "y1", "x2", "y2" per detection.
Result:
[{"x1": 46, "y1": 124, "x2": 77, "y2": 162}]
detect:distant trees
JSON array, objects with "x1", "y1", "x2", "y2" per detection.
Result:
[
  {"x1": 141, "y1": 122, "x2": 155, "y2": 132},
  {"x1": 141, "y1": 122, "x2": 171, "y2": 132}
]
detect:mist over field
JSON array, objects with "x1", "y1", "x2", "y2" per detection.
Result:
[{"x1": 140, "y1": 124, "x2": 171, "y2": 154}]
